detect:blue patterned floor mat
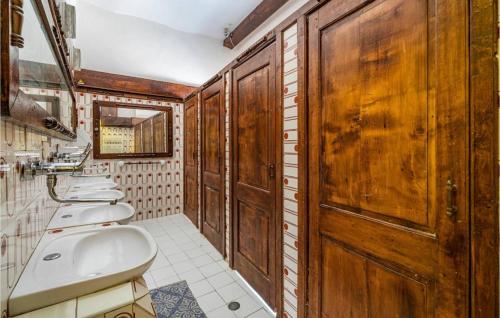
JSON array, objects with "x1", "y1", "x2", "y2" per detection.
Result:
[{"x1": 150, "y1": 280, "x2": 207, "y2": 318}]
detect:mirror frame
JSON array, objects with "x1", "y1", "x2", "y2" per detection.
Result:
[
  {"x1": 1, "y1": 0, "x2": 77, "y2": 140},
  {"x1": 92, "y1": 101, "x2": 174, "y2": 159}
]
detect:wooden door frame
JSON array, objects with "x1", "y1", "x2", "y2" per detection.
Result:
[
  {"x1": 229, "y1": 38, "x2": 283, "y2": 314},
  {"x1": 200, "y1": 76, "x2": 226, "y2": 257},
  {"x1": 469, "y1": 0, "x2": 499, "y2": 316},
  {"x1": 183, "y1": 93, "x2": 199, "y2": 228}
]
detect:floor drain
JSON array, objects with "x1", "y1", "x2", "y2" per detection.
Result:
[
  {"x1": 43, "y1": 253, "x2": 61, "y2": 261},
  {"x1": 61, "y1": 214, "x2": 73, "y2": 218},
  {"x1": 228, "y1": 302, "x2": 240, "y2": 311}
]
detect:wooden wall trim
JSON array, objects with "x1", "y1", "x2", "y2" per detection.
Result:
[
  {"x1": 470, "y1": 0, "x2": 499, "y2": 316},
  {"x1": 233, "y1": 31, "x2": 276, "y2": 68},
  {"x1": 75, "y1": 69, "x2": 196, "y2": 100},
  {"x1": 275, "y1": 28, "x2": 284, "y2": 318},
  {"x1": 76, "y1": 87, "x2": 184, "y2": 103},
  {"x1": 223, "y1": 0, "x2": 288, "y2": 49},
  {"x1": 92, "y1": 100, "x2": 174, "y2": 159}
]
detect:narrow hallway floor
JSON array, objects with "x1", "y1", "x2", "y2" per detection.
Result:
[{"x1": 132, "y1": 214, "x2": 274, "y2": 318}]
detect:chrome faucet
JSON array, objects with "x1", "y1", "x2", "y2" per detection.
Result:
[
  {"x1": 21, "y1": 143, "x2": 118, "y2": 205},
  {"x1": 46, "y1": 174, "x2": 118, "y2": 205},
  {"x1": 33, "y1": 142, "x2": 92, "y2": 175}
]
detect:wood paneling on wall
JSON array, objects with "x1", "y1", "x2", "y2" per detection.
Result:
[
  {"x1": 188, "y1": 0, "x2": 499, "y2": 316},
  {"x1": 75, "y1": 69, "x2": 196, "y2": 100}
]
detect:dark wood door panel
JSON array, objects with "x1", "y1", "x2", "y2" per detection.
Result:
[
  {"x1": 153, "y1": 113, "x2": 166, "y2": 152},
  {"x1": 318, "y1": 0, "x2": 430, "y2": 226},
  {"x1": 236, "y1": 66, "x2": 271, "y2": 191},
  {"x1": 319, "y1": 208, "x2": 436, "y2": 277},
  {"x1": 142, "y1": 119, "x2": 153, "y2": 153},
  {"x1": 232, "y1": 42, "x2": 277, "y2": 309},
  {"x1": 235, "y1": 182, "x2": 270, "y2": 209},
  {"x1": 185, "y1": 103, "x2": 197, "y2": 167},
  {"x1": 183, "y1": 95, "x2": 198, "y2": 227},
  {"x1": 321, "y1": 237, "x2": 429, "y2": 317},
  {"x1": 185, "y1": 170, "x2": 198, "y2": 223},
  {"x1": 308, "y1": 0, "x2": 468, "y2": 316},
  {"x1": 201, "y1": 79, "x2": 225, "y2": 255},
  {"x1": 203, "y1": 92, "x2": 221, "y2": 175},
  {"x1": 134, "y1": 124, "x2": 142, "y2": 152},
  {"x1": 236, "y1": 201, "x2": 270, "y2": 275},
  {"x1": 203, "y1": 185, "x2": 221, "y2": 232}
]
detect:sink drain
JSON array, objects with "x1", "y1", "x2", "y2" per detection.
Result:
[
  {"x1": 61, "y1": 214, "x2": 73, "y2": 218},
  {"x1": 43, "y1": 253, "x2": 61, "y2": 261},
  {"x1": 228, "y1": 302, "x2": 240, "y2": 311}
]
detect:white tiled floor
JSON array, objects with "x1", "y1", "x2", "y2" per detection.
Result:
[{"x1": 132, "y1": 214, "x2": 275, "y2": 318}]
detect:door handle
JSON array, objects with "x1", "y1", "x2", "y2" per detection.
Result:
[
  {"x1": 446, "y1": 179, "x2": 457, "y2": 218},
  {"x1": 268, "y1": 164, "x2": 275, "y2": 179}
]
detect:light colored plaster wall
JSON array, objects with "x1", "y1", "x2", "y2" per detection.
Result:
[
  {"x1": 75, "y1": 1, "x2": 233, "y2": 86},
  {"x1": 74, "y1": 0, "x2": 309, "y2": 86}
]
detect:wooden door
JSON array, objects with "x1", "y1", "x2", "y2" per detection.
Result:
[
  {"x1": 142, "y1": 119, "x2": 153, "y2": 152},
  {"x1": 232, "y1": 43, "x2": 278, "y2": 309},
  {"x1": 153, "y1": 113, "x2": 166, "y2": 152},
  {"x1": 307, "y1": 0, "x2": 469, "y2": 317},
  {"x1": 184, "y1": 95, "x2": 199, "y2": 227},
  {"x1": 134, "y1": 124, "x2": 142, "y2": 152},
  {"x1": 201, "y1": 79, "x2": 225, "y2": 254}
]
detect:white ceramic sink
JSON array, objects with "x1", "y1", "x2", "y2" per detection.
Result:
[
  {"x1": 63, "y1": 190, "x2": 125, "y2": 201},
  {"x1": 47, "y1": 203, "x2": 135, "y2": 229},
  {"x1": 9, "y1": 225, "x2": 157, "y2": 316},
  {"x1": 68, "y1": 181, "x2": 118, "y2": 192},
  {"x1": 70, "y1": 175, "x2": 112, "y2": 184}
]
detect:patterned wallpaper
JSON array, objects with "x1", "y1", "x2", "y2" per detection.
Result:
[
  {"x1": 100, "y1": 126, "x2": 134, "y2": 153},
  {"x1": 282, "y1": 23, "x2": 300, "y2": 318},
  {"x1": 0, "y1": 120, "x2": 74, "y2": 316},
  {"x1": 76, "y1": 92, "x2": 184, "y2": 221}
]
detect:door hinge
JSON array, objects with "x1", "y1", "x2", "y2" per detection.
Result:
[{"x1": 268, "y1": 164, "x2": 275, "y2": 179}]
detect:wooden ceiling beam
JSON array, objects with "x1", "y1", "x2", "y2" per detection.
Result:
[
  {"x1": 223, "y1": 0, "x2": 288, "y2": 49},
  {"x1": 74, "y1": 69, "x2": 197, "y2": 100}
]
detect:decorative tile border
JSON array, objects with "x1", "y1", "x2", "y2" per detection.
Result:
[{"x1": 282, "y1": 23, "x2": 299, "y2": 318}]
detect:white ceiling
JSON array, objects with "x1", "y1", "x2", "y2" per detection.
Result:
[
  {"x1": 72, "y1": 0, "x2": 307, "y2": 86},
  {"x1": 79, "y1": 0, "x2": 262, "y2": 40}
]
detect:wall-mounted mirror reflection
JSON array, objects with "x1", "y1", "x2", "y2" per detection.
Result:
[
  {"x1": 18, "y1": 0, "x2": 75, "y2": 129},
  {"x1": 93, "y1": 102, "x2": 173, "y2": 159}
]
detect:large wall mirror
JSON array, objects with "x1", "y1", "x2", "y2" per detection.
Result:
[
  {"x1": 19, "y1": 0, "x2": 74, "y2": 130},
  {"x1": 92, "y1": 101, "x2": 173, "y2": 159},
  {"x1": 1, "y1": 0, "x2": 77, "y2": 140}
]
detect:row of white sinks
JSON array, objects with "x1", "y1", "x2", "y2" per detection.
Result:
[{"x1": 9, "y1": 176, "x2": 158, "y2": 316}]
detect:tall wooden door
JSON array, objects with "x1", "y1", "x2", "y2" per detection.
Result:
[
  {"x1": 307, "y1": 0, "x2": 469, "y2": 317},
  {"x1": 184, "y1": 95, "x2": 198, "y2": 227},
  {"x1": 201, "y1": 79, "x2": 225, "y2": 254},
  {"x1": 232, "y1": 43, "x2": 278, "y2": 309}
]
